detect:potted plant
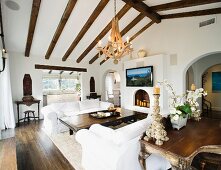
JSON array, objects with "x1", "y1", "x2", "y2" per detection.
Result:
[{"x1": 170, "y1": 103, "x2": 192, "y2": 130}]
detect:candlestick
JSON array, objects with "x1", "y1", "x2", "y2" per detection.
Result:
[
  {"x1": 98, "y1": 40, "x2": 102, "y2": 47},
  {"x1": 144, "y1": 94, "x2": 169, "y2": 145},
  {"x1": 191, "y1": 84, "x2": 196, "y2": 91},
  {"x1": 153, "y1": 86, "x2": 160, "y2": 94},
  {"x1": 126, "y1": 36, "x2": 130, "y2": 43}
]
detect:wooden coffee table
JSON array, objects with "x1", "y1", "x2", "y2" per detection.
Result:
[{"x1": 59, "y1": 108, "x2": 147, "y2": 135}]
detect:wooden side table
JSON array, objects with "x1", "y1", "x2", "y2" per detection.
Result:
[
  {"x1": 15, "y1": 100, "x2": 40, "y2": 127},
  {"x1": 139, "y1": 118, "x2": 221, "y2": 170}
]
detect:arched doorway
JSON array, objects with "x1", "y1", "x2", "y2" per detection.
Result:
[
  {"x1": 104, "y1": 71, "x2": 121, "y2": 106},
  {"x1": 185, "y1": 52, "x2": 221, "y2": 118}
]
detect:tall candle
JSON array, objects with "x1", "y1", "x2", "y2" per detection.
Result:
[
  {"x1": 191, "y1": 84, "x2": 196, "y2": 91},
  {"x1": 153, "y1": 86, "x2": 160, "y2": 94}
]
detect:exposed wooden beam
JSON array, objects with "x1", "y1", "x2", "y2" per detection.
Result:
[
  {"x1": 48, "y1": 70, "x2": 52, "y2": 74},
  {"x1": 45, "y1": 0, "x2": 77, "y2": 59},
  {"x1": 62, "y1": 0, "x2": 109, "y2": 61},
  {"x1": 100, "y1": 21, "x2": 154, "y2": 65},
  {"x1": 25, "y1": 0, "x2": 41, "y2": 57},
  {"x1": 89, "y1": 13, "x2": 145, "y2": 64},
  {"x1": 152, "y1": 0, "x2": 221, "y2": 11},
  {"x1": 162, "y1": 8, "x2": 221, "y2": 19},
  {"x1": 130, "y1": 21, "x2": 154, "y2": 41},
  {"x1": 76, "y1": 4, "x2": 131, "y2": 63},
  {"x1": 35, "y1": 64, "x2": 87, "y2": 72},
  {"x1": 121, "y1": 0, "x2": 161, "y2": 23}
]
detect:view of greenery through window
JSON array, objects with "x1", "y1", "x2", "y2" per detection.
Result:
[{"x1": 43, "y1": 76, "x2": 81, "y2": 93}]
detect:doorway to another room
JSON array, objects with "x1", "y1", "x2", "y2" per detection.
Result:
[
  {"x1": 105, "y1": 71, "x2": 121, "y2": 107},
  {"x1": 185, "y1": 53, "x2": 221, "y2": 119}
]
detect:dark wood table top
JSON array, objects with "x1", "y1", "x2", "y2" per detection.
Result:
[
  {"x1": 15, "y1": 99, "x2": 41, "y2": 104},
  {"x1": 59, "y1": 108, "x2": 148, "y2": 131},
  {"x1": 141, "y1": 118, "x2": 221, "y2": 159}
]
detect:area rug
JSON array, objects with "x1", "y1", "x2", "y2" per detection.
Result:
[{"x1": 47, "y1": 131, "x2": 84, "y2": 170}]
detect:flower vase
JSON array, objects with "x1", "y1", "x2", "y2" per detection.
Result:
[{"x1": 171, "y1": 116, "x2": 188, "y2": 130}]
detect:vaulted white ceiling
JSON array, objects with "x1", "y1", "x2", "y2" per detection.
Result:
[{"x1": 2, "y1": 0, "x2": 221, "y2": 64}]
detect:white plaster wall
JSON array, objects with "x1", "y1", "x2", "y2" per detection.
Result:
[
  {"x1": 130, "y1": 14, "x2": 221, "y2": 94},
  {"x1": 99, "y1": 54, "x2": 169, "y2": 114},
  {"x1": 9, "y1": 52, "x2": 100, "y2": 122},
  {"x1": 98, "y1": 14, "x2": 221, "y2": 114}
]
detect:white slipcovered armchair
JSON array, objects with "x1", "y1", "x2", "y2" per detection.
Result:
[{"x1": 76, "y1": 116, "x2": 171, "y2": 170}]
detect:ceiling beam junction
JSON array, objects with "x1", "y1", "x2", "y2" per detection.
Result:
[{"x1": 121, "y1": 0, "x2": 161, "y2": 23}]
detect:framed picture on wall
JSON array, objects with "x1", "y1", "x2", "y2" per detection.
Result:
[{"x1": 212, "y1": 72, "x2": 221, "y2": 92}]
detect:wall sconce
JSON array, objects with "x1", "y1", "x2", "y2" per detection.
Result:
[{"x1": 0, "y1": 49, "x2": 7, "y2": 73}]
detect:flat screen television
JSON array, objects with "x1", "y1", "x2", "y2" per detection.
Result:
[{"x1": 126, "y1": 66, "x2": 153, "y2": 87}]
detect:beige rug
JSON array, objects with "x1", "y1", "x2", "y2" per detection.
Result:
[{"x1": 48, "y1": 132, "x2": 84, "y2": 170}]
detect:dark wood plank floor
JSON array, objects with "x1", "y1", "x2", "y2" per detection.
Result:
[{"x1": 1, "y1": 121, "x2": 75, "y2": 170}]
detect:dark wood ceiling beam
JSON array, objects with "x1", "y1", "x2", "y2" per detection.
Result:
[
  {"x1": 152, "y1": 0, "x2": 221, "y2": 11},
  {"x1": 89, "y1": 13, "x2": 145, "y2": 64},
  {"x1": 162, "y1": 7, "x2": 221, "y2": 19},
  {"x1": 35, "y1": 64, "x2": 87, "y2": 72},
  {"x1": 45, "y1": 0, "x2": 77, "y2": 59},
  {"x1": 76, "y1": 4, "x2": 131, "y2": 63},
  {"x1": 100, "y1": 21, "x2": 154, "y2": 65},
  {"x1": 25, "y1": 0, "x2": 41, "y2": 57},
  {"x1": 62, "y1": 0, "x2": 109, "y2": 61},
  {"x1": 121, "y1": 0, "x2": 161, "y2": 23}
]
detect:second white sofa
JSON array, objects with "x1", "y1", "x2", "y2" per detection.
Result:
[{"x1": 76, "y1": 116, "x2": 171, "y2": 170}]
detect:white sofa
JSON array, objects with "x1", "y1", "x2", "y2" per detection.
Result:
[
  {"x1": 41, "y1": 99, "x2": 114, "y2": 134},
  {"x1": 76, "y1": 116, "x2": 171, "y2": 170}
]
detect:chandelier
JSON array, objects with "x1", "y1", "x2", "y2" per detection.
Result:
[{"x1": 97, "y1": 0, "x2": 133, "y2": 64}]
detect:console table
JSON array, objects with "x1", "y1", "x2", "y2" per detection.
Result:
[
  {"x1": 15, "y1": 100, "x2": 40, "y2": 127},
  {"x1": 139, "y1": 118, "x2": 221, "y2": 170}
]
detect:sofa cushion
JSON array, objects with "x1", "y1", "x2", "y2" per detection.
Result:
[
  {"x1": 89, "y1": 117, "x2": 152, "y2": 146},
  {"x1": 79, "y1": 99, "x2": 100, "y2": 110},
  {"x1": 89, "y1": 124, "x2": 115, "y2": 142},
  {"x1": 60, "y1": 102, "x2": 80, "y2": 116},
  {"x1": 100, "y1": 101, "x2": 114, "y2": 110},
  {"x1": 50, "y1": 102, "x2": 65, "y2": 112}
]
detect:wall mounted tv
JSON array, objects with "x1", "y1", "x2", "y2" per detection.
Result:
[{"x1": 126, "y1": 66, "x2": 153, "y2": 87}]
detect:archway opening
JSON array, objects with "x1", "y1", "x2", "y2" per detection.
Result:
[
  {"x1": 104, "y1": 71, "x2": 121, "y2": 106},
  {"x1": 185, "y1": 52, "x2": 221, "y2": 118}
]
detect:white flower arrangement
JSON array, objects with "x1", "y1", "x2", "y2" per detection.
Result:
[
  {"x1": 158, "y1": 80, "x2": 207, "y2": 121},
  {"x1": 186, "y1": 88, "x2": 207, "y2": 120}
]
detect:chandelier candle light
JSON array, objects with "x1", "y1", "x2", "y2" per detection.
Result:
[
  {"x1": 97, "y1": 0, "x2": 133, "y2": 64},
  {"x1": 144, "y1": 86, "x2": 169, "y2": 145}
]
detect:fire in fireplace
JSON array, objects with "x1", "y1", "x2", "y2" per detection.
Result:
[{"x1": 135, "y1": 89, "x2": 150, "y2": 108}]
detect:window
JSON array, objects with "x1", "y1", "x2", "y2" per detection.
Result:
[{"x1": 42, "y1": 72, "x2": 81, "y2": 94}]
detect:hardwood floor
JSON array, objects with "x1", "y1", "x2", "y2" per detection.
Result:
[{"x1": 1, "y1": 121, "x2": 74, "y2": 170}]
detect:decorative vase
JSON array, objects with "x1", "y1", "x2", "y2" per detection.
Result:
[{"x1": 171, "y1": 116, "x2": 188, "y2": 130}]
